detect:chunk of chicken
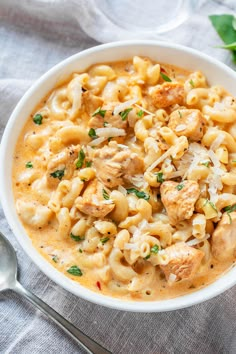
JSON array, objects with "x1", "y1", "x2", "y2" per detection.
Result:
[
  {"x1": 82, "y1": 91, "x2": 104, "y2": 115},
  {"x1": 212, "y1": 211, "x2": 236, "y2": 261},
  {"x1": 150, "y1": 82, "x2": 185, "y2": 108},
  {"x1": 93, "y1": 142, "x2": 144, "y2": 188},
  {"x1": 76, "y1": 179, "x2": 115, "y2": 218},
  {"x1": 160, "y1": 242, "x2": 204, "y2": 282},
  {"x1": 46, "y1": 146, "x2": 79, "y2": 187},
  {"x1": 160, "y1": 181, "x2": 200, "y2": 225},
  {"x1": 168, "y1": 109, "x2": 206, "y2": 141},
  {"x1": 88, "y1": 102, "x2": 127, "y2": 129}
]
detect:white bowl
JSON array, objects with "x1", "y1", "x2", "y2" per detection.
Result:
[{"x1": 1, "y1": 40, "x2": 236, "y2": 312}]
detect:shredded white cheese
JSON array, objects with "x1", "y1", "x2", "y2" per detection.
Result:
[
  {"x1": 186, "y1": 234, "x2": 210, "y2": 246},
  {"x1": 175, "y1": 124, "x2": 187, "y2": 132},
  {"x1": 113, "y1": 98, "x2": 138, "y2": 116},
  {"x1": 134, "y1": 103, "x2": 155, "y2": 116},
  {"x1": 168, "y1": 273, "x2": 177, "y2": 283},
  {"x1": 95, "y1": 127, "x2": 126, "y2": 138},
  {"x1": 146, "y1": 146, "x2": 174, "y2": 172},
  {"x1": 88, "y1": 137, "x2": 106, "y2": 146}
]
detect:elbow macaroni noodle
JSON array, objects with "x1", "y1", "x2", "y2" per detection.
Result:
[{"x1": 13, "y1": 56, "x2": 236, "y2": 301}]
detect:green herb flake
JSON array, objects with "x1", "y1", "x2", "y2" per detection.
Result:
[
  {"x1": 103, "y1": 121, "x2": 109, "y2": 127},
  {"x1": 67, "y1": 265, "x2": 83, "y2": 276},
  {"x1": 144, "y1": 254, "x2": 151, "y2": 260},
  {"x1": 70, "y1": 233, "x2": 85, "y2": 242},
  {"x1": 86, "y1": 161, "x2": 92, "y2": 167},
  {"x1": 137, "y1": 110, "x2": 144, "y2": 118},
  {"x1": 50, "y1": 169, "x2": 65, "y2": 180},
  {"x1": 102, "y1": 189, "x2": 110, "y2": 200},
  {"x1": 151, "y1": 244, "x2": 159, "y2": 254},
  {"x1": 101, "y1": 237, "x2": 110, "y2": 245},
  {"x1": 92, "y1": 107, "x2": 106, "y2": 118},
  {"x1": 178, "y1": 111, "x2": 182, "y2": 118},
  {"x1": 126, "y1": 188, "x2": 150, "y2": 200},
  {"x1": 76, "y1": 149, "x2": 85, "y2": 169},
  {"x1": 176, "y1": 183, "x2": 184, "y2": 191},
  {"x1": 204, "y1": 199, "x2": 218, "y2": 212},
  {"x1": 201, "y1": 161, "x2": 210, "y2": 168},
  {"x1": 52, "y1": 255, "x2": 58, "y2": 263},
  {"x1": 189, "y1": 79, "x2": 195, "y2": 88},
  {"x1": 108, "y1": 137, "x2": 112, "y2": 142},
  {"x1": 232, "y1": 160, "x2": 236, "y2": 163},
  {"x1": 156, "y1": 172, "x2": 164, "y2": 183},
  {"x1": 223, "y1": 204, "x2": 236, "y2": 224},
  {"x1": 79, "y1": 248, "x2": 83, "y2": 253},
  {"x1": 88, "y1": 128, "x2": 97, "y2": 139},
  {"x1": 160, "y1": 72, "x2": 172, "y2": 82},
  {"x1": 119, "y1": 108, "x2": 133, "y2": 121},
  {"x1": 33, "y1": 113, "x2": 43, "y2": 125},
  {"x1": 25, "y1": 161, "x2": 33, "y2": 168}
]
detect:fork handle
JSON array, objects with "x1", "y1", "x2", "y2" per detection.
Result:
[{"x1": 14, "y1": 281, "x2": 111, "y2": 354}]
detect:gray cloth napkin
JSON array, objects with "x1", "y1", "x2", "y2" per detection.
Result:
[{"x1": 1, "y1": 1, "x2": 236, "y2": 353}]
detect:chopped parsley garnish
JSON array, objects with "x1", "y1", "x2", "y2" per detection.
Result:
[
  {"x1": 204, "y1": 199, "x2": 218, "y2": 212},
  {"x1": 67, "y1": 265, "x2": 83, "y2": 276},
  {"x1": 201, "y1": 161, "x2": 210, "y2": 167},
  {"x1": 189, "y1": 79, "x2": 195, "y2": 88},
  {"x1": 25, "y1": 161, "x2": 33, "y2": 168},
  {"x1": 101, "y1": 237, "x2": 110, "y2": 245},
  {"x1": 223, "y1": 204, "x2": 236, "y2": 213},
  {"x1": 137, "y1": 110, "x2": 144, "y2": 118},
  {"x1": 178, "y1": 111, "x2": 182, "y2": 118},
  {"x1": 144, "y1": 254, "x2": 151, "y2": 260},
  {"x1": 156, "y1": 172, "x2": 164, "y2": 183},
  {"x1": 86, "y1": 161, "x2": 92, "y2": 167},
  {"x1": 151, "y1": 244, "x2": 159, "y2": 254},
  {"x1": 79, "y1": 248, "x2": 83, "y2": 253},
  {"x1": 88, "y1": 128, "x2": 97, "y2": 139},
  {"x1": 103, "y1": 121, "x2": 109, "y2": 127},
  {"x1": 160, "y1": 72, "x2": 172, "y2": 82},
  {"x1": 223, "y1": 204, "x2": 236, "y2": 223},
  {"x1": 232, "y1": 160, "x2": 236, "y2": 163},
  {"x1": 144, "y1": 244, "x2": 160, "y2": 260},
  {"x1": 92, "y1": 107, "x2": 106, "y2": 118},
  {"x1": 33, "y1": 113, "x2": 43, "y2": 125},
  {"x1": 52, "y1": 255, "x2": 58, "y2": 263},
  {"x1": 102, "y1": 189, "x2": 110, "y2": 200},
  {"x1": 126, "y1": 188, "x2": 150, "y2": 200},
  {"x1": 176, "y1": 183, "x2": 184, "y2": 191},
  {"x1": 70, "y1": 233, "x2": 85, "y2": 242},
  {"x1": 50, "y1": 169, "x2": 65, "y2": 180},
  {"x1": 119, "y1": 108, "x2": 133, "y2": 121},
  {"x1": 76, "y1": 149, "x2": 85, "y2": 168}
]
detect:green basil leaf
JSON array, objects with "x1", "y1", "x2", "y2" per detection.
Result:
[
  {"x1": 70, "y1": 233, "x2": 85, "y2": 242},
  {"x1": 67, "y1": 265, "x2": 83, "y2": 276},
  {"x1": 119, "y1": 108, "x2": 133, "y2": 121},
  {"x1": 92, "y1": 107, "x2": 106, "y2": 118},
  {"x1": 156, "y1": 172, "x2": 164, "y2": 183},
  {"x1": 126, "y1": 188, "x2": 150, "y2": 200},
  {"x1": 102, "y1": 189, "x2": 110, "y2": 200},
  {"x1": 50, "y1": 169, "x2": 65, "y2": 180},
  {"x1": 88, "y1": 128, "x2": 97, "y2": 139},
  {"x1": 160, "y1": 72, "x2": 172, "y2": 82},
  {"x1": 101, "y1": 237, "x2": 110, "y2": 245},
  {"x1": 176, "y1": 183, "x2": 184, "y2": 191},
  {"x1": 76, "y1": 149, "x2": 85, "y2": 169},
  {"x1": 33, "y1": 113, "x2": 43, "y2": 125},
  {"x1": 25, "y1": 161, "x2": 33, "y2": 168}
]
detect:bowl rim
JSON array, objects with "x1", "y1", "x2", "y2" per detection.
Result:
[{"x1": 1, "y1": 39, "x2": 236, "y2": 312}]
